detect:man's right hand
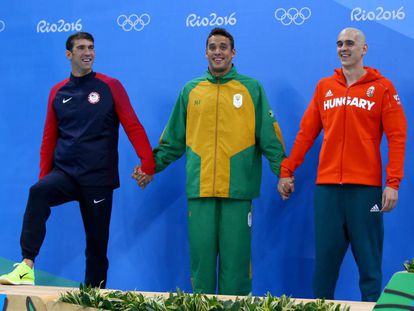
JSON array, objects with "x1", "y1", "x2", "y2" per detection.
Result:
[
  {"x1": 277, "y1": 177, "x2": 295, "y2": 200},
  {"x1": 132, "y1": 165, "x2": 154, "y2": 189}
]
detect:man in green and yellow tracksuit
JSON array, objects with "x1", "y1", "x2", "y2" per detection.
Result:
[{"x1": 148, "y1": 28, "x2": 286, "y2": 295}]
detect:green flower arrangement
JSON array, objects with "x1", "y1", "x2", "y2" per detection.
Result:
[
  {"x1": 58, "y1": 284, "x2": 350, "y2": 311},
  {"x1": 403, "y1": 258, "x2": 414, "y2": 273}
]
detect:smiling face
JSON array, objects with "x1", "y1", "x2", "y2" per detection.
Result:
[
  {"x1": 66, "y1": 38, "x2": 95, "y2": 77},
  {"x1": 336, "y1": 28, "x2": 367, "y2": 70},
  {"x1": 205, "y1": 35, "x2": 235, "y2": 77}
]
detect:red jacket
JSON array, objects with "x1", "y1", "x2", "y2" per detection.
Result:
[{"x1": 281, "y1": 67, "x2": 406, "y2": 189}]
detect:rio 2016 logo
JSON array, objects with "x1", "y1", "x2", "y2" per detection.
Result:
[
  {"x1": 186, "y1": 13, "x2": 237, "y2": 27},
  {"x1": 351, "y1": 6, "x2": 405, "y2": 21},
  {"x1": 37, "y1": 19, "x2": 82, "y2": 33}
]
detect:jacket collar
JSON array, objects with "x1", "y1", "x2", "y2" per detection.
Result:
[
  {"x1": 70, "y1": 71, "x2": 96, "y2": 84},
  {"x1": 205, "y1": 66, "x2": 237, "y2": 83},
  {"x1": 333, "y1": 66, "x2": 383, "y2": 87}
]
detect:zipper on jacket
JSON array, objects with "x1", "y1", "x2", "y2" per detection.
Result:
[
  {"x1": 339, "y1": 88, "x2": 350, "y2": 184},
  {"x1": 212, "y1": 77, "x2": 220, "y2": 195}
]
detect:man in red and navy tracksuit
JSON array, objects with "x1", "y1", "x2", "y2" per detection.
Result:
[{"x1": 0, "y1": 32, "x2": 155, "y2": 288}]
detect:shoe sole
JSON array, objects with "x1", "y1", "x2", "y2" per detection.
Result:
[{"x1": 0, "y1": 277, "x2": 34, "y2": 285}]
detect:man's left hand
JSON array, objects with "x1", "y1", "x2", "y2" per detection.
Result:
[
  {"x1": 277, "y1": 177, "x2": 295, "y2": 200},
  {"x1": 381, "y1": 186, "x2": 398, "y2": 212},
  {"x1": 132, "y1": 165, "x2": 154, "y2": 189}
]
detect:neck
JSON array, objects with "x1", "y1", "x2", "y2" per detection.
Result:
[
  {"x1": 209, "y1": 66, "x2": 232, "y2": 77},
  {"x1": 342, "y1": 65, "x2": 366, "y2": 86},
  {"x1": 72, "y1": 69, "x2": 92, "y2": 77}
]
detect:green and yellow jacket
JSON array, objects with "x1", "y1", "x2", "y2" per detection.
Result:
[{"x1": 154, "y1": 67, "x2": 286, "y2": 199}]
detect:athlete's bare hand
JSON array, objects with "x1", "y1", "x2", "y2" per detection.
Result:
[
  {"x1": 381, "y1": 186, "x2": 398, "y2": 212},
  {"x1": 132, "y1": 165, "x2": 153, "y2": 189},
  {"x1": 277, "y1": 177, "x2": 295, "y2": 200}
]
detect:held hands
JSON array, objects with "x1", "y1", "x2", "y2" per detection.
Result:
[
  {"x1": 277, "y1": 177, "x2": 295, "y2": 200},
  {"x1": 132, "y1": 165, "x2": 154, "y2": 189}
]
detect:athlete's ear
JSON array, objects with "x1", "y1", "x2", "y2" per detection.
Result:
[
  {"x1": 362, "y1": 43, "x2": 368, "y2": 56},
  {"x1": 65, "y1": 50, "x2": 72, "y2": 61}
]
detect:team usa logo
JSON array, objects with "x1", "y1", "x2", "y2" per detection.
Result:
[
  {"x1": 88, "y1": 92, "x2": 100, "y2": 104},
  {"x1": 366, "y1": 86, "x2": 375, "y2": 98}
]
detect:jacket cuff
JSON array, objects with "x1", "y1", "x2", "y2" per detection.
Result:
[
  {"x1": 141, "y1": 161, "x2": 156, "y2": 176},
  {"x1": 386, "y1": 178, "x2": 400, "y2": 190},
  {"x1": 280, "y1": 165, "x2": 293, "y2": 178}
]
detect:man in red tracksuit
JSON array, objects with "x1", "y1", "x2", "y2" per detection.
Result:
[
  {"x1": 278, "y1": 28, "x2": 407, "y2": 301},
  {"x1": 0, "y1": 32, "x2": 155, "y2": 288}
]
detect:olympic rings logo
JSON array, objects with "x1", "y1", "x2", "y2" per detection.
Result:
[
  {"x1": 0, "y1": 20, "x2": 5, "y2": 32},
  {"x1": 274, "y1": 7, "x2": 311, "y2": 26},
  {"x1": 117, "y1": 14, "x2": 150, "y2": 32}
]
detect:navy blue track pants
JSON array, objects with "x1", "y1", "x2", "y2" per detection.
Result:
[{"x1": 20, "y1": 169, "x2": 113, "y2": 288}]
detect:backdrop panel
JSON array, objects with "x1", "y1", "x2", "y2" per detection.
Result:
[{"x1": 0, "y1": 0, "x2": 412, "y2": 300}]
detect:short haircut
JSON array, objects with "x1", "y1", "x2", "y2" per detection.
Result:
[
  {"x1": 66, "y1": 32, "x2": 94, "y2": 51},
  {"x1": 339, "y1": 27, "x2": 366, "y2": 45},
  {"x1": 206, "y1": 28, "x2": 235, "y2": 49}
]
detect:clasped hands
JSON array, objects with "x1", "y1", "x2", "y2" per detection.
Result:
[
  {"x1": 132, "y1": 165, "x2": 154, "y2": 189},
  {"x1": 277, "y1": 176, "x2": 295, "y2": 200}
]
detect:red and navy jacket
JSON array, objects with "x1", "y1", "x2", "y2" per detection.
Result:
[{"x1": 39, "y1": 71, "x2": 155, "y2": 188}]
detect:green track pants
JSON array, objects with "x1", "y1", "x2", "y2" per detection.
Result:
[
  {"x1": 187, "y1": 198, "x2": 252, "y2": 295},
  {"x1": 313, "y1": 184, "x2": 383, "y2": 302}
]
